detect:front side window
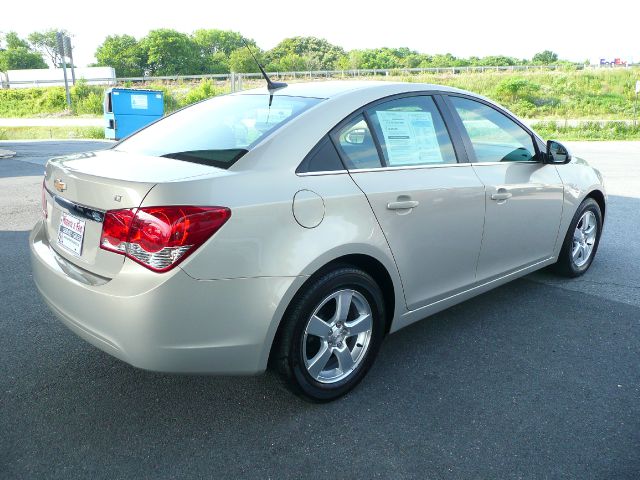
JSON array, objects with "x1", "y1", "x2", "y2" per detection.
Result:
[
  {"x1": 116, "y1": 94, "x2": 322, "y2": 169},
  {"x1": 450, "y1": 96, "x2": 537, "y2": 163},
  {"x1": 367, "y1": 96, "x2": 457, "y2": 167}
]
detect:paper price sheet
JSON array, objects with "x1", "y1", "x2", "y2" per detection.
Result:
[{"x1": 377, "y1": 111, "x2": 444, "y2": 165}]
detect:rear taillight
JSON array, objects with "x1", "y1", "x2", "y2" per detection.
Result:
[
  {"x1": 41, "y1": 180, "x2": 48, "y2": 219},
  {"x1": 100, "y1": 206, "x2": 231, "y2": 272}
]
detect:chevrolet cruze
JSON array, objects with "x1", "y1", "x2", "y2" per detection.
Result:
[{"x1": 30, "y1": 81, "x2": 606, "y2": 401}]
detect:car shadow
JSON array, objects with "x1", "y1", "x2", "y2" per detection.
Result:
[
  {"x1": 0, "y1": 157, "x2": 43, "y2": 179},
  {"x1": 530, "y1": 193, "x2": 640, "y2": 307}
]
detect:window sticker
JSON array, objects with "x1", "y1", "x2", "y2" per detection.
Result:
[
  {"x1": 131, "y1": 94, "x2": 148, "y2": 110},
  {"x1": 377, "y1": 111, "x2": 443, "y2": 165}
]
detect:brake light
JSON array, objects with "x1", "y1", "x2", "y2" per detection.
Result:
[
  {"x1": 100, "y1": 206, "x2": 231, "y2": 272},
  {"x1": 41, "y1": 180, "x2": 48, "y2": 219}
]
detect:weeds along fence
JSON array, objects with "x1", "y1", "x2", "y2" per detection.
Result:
[
  {"x1": 116, "y1": 64, "x2": 599, "y2": 91},
  {"x1": 0, "y1": 63, "x2": 617, "y2": 90}
]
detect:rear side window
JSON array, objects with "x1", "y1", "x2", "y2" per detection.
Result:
[
  {"x1": 115, "y1": 94, "x2": 322, "y2": 169},
  {"x1": 333, "y1": 114, "x2": 383, "y2": 169},
  {"x1": 450, "y1": 96, "x2": 537, "y2": 163},
  {"x1": 367, "y1": 96, "x2": 457, "y2": 167},
  {"x1": 296, "y1": 136, "x2": 345, "y2": 173}
]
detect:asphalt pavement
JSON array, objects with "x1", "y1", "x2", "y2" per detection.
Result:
[{"x1": 1, "y1": 140, "x2": 638, "y2": 479}]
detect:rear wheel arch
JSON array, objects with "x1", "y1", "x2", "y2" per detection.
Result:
[
  {"x1": 268, "y1": 253, "x2": 396, "y2": 368},
  {"x1": 311, "y1": 254, "x2": 396, "y2": 334}
]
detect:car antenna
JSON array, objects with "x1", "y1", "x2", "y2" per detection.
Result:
[{"x1": 241, "y1": 39, "x2": 287, "y2": 106}]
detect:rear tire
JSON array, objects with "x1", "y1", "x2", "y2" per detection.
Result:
[
  {"x1": 553, "y1": 198, "x2": 602, "y2": 277},
  {"x1": 272, "y1": 266, "x2": 385, "y2": 402}
]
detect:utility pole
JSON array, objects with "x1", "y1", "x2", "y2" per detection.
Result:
[
  {"x1": 56, "y1": 32, "x2": 71, "y2": 108},
  {"x1": 63, "y1": 36, "x2": 76, "y2": 85}
]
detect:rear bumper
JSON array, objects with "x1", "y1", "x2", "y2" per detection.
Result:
[{"x1": 29, "y1": 220, "x2": 298, "y2": 374}]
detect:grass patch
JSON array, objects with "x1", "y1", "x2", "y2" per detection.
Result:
[
  {"x1": 0, "y1": 126, "x2": 105, "y2": 140},
  {"x1": 2, "y1": 68, "x2": 639, "y2": 120},
  {"x1": 0, "y1": 79, "x2": 231, "y2": 117},
  {"x1": 530, "y1": 121, "x2": 640, "y2": 140},
  {"x1": 393, "y1": 68, "x2": 640, "y2": 119},
  {"x1": 3, "y1": 71, "x2": 640, "y2": 141}
]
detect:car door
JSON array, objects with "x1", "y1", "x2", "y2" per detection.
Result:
[
  {"x1": 445, "y1": 95, "x2": 564, "y2": 281},
  {"x1": 332, "y1": 94, "x2": 486, "y2": 311}
]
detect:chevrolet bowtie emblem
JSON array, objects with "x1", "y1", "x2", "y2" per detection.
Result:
[{"x1": 54, "y1": 179, "x2": 67, "y2": 193}]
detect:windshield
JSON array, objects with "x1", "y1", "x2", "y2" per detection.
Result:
[{"x1": 115, "y1": 94, "x2": 322, "y2": 169}]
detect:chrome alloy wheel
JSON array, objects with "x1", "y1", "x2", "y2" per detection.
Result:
[
  {"x1": 302, "y1": 289, "x2": 373, "y2": 384},
  {"x1": 572, "y1": 210, "x2": 597, "y2": 267}
]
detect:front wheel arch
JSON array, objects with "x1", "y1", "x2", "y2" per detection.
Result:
[
  {"x1": 553, "y1": 196, "x2": 603, "y2": 277},
  {"x1": 586, "y1": 189, "x2": 606, "y2": 222}
]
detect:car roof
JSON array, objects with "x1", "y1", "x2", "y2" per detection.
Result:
[{"x1": 236, "y1": 80, "x2": 472, "y2": 100}]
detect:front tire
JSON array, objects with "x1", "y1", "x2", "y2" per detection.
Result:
[
  {"x1": 273, "y1": 266, "x2": 386, "y2": 402},
  {"x1": 553, "y1": 197, "x2": 602, "y2": 277}
]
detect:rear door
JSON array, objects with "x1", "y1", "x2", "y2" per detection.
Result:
[
  {"x1": 334, "y1": 94, "x2": 486, "y2": 310},
  {"x1": 445, "y1": 95, "x2": 563, "y2": 281}
]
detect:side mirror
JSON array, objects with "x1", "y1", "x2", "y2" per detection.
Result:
[
  {"x1": 345, "y1": 128, "x2": 366, "y2": 144},
  {"x1": 546, "y1": 140, "x2": 572, "y2": 164}
]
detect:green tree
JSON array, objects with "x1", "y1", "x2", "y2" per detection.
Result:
[
  {"x1": 532, "y1": 50, "x2": 559, "y2": 64},
  {"x1": 139, "y1": 29, "x2": 202, "y2": 75},
  {"x1": 267, "y1": 37, "x2": 345, "y2": 70},
  {"x1": 426, "y1": 53, "x2": 470, "y2": 67},
  {"x1": 475, "y1": 55, "x2": 519, "y2": 67},
  {"x1": 334, "y1": 54, "x2": 351, "y2": 70},
  {"x1": 192, "y1": 29, "x2": 254, "y2": 56},
  {"x1": 192, "y1": 30, "x2": 254, "y2": 74},
  {"x1": 403, "y1": 53, "x2": 427, "y2": 68},
  {"x1": 229, "y1": 48, "x2": 262, "y2": 73},
  {"x1": 205, "y1": 51, "x2": 231, "y2": 74},
  {"x1": 0, "y1": 32, "x2": 47, "y2": 72},
  {"x1": 5, "y1": 32, "x2": 31, "y2": 50},
  {"x1": 269, "y1": 53, "x2": 307, "y2": 72},
  {"x1": 356, "y1": 48, "x2": 403, "y2": 69},
  {"x1": 335, "y1": 48, "x2": 430, "y2": 70},
  {"x1": 94, "y1": 35, "x2": 146, "y2": 77},
  {"x1": 28, "y1": 29, "x2": 70, "y2": 67},
  {"x1": 0, "y1": 49, "x2": 48, "y2": 71}
]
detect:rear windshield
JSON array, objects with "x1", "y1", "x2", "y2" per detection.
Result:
[{"x1": 114, "y1": 94, "x2": 322, "y2": 169}]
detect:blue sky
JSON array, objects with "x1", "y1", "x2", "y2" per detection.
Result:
[{"x1": 5, "y1": 0, "x2": 637, "y2": 67}]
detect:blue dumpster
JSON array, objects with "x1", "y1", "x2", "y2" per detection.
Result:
[{"x1": 104, "y1": 88, "x2": 164, "y2": 140}]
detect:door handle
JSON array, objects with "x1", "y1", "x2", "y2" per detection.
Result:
[
  {"x1": 491, "y1": 190, "x2": 512, "y2": 201},
  {"x1": 387, "y1": 200, "x2": 419, "y2": 210}
]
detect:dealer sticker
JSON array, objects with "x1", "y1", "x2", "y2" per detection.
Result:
[{"x1": 57, "y1": 212, "x2": 85, "y2": 257}]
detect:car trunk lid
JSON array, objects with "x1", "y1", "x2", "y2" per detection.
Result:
[{"x1": 43, "y1": 149, "x2": 220, "y2": 278}]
